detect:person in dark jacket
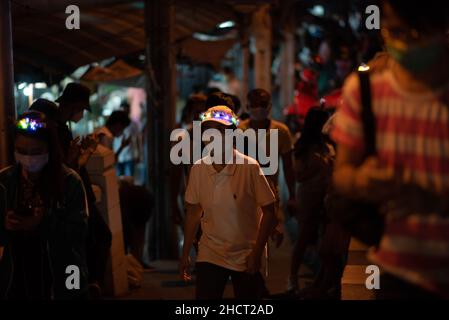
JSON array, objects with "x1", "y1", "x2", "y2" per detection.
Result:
[
  {"x1": 0, "y1": 111, "x2": 88, "y2": 299},
  {"x1": 30, "y1": 96, "x2": 112, "y2": 298}
]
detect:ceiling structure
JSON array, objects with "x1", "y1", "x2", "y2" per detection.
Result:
[{"x1": 11, "y1": 0, "x2": 242, "y2": 82}]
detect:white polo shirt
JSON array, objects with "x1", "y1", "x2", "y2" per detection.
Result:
[{"x1": 185, "y1": 149, "x2": 276, "y2": 272}]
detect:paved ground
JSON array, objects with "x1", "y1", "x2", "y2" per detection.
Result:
[{"x1": 119, "y1": 235, "x2": 374, "y2": 300}]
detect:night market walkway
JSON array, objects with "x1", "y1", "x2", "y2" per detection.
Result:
[{"x1": 119, "y1": 235, "x2": 374, "y2": 300}]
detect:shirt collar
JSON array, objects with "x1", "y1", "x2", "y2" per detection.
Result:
[{"x1": 205, "y1": 159, "x2": 237, "y2": 176}]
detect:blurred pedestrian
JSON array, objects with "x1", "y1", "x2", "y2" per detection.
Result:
[
  {"x1": 238, "y1": 89, "x2": 296, "y2": 296},
  {"x1": 332, "y1": 0, "x2": 449, "y2": 299},
  {"x1": 288, "y1": 107, "x2": 333, "y2": 294}
]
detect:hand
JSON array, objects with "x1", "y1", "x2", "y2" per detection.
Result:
[
  {"x1": 270, "y1": 229, "x2": 284, "y2": 248},
  {"x1": 179, "y1": 254, "x2": 191, "y2": 282},
  {"x1": 81, "y1": 134, "x2": 99, "y2": 152},
  {"x1": 5, "y1": 208, "x2": 44, "y2": 231},
  {"x1": 67, "y1": 137, "x2": 81, "y2": 167},
  {"x1": 245, "y1": 249, "x2": 262, "y2": 274},
  {"x1": 78, "y1": 135, "x2": 99, "y2": 167},
  {"x1": 354, "y1": 157, "x2": 400, "y2": 202}
]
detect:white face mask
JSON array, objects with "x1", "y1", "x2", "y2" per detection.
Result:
[{"x1": 14, "y1": 152, "x2": 49, "y2": 173}]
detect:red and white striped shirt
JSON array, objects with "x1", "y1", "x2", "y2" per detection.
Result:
[{"x1": 332, "y1": 69, "x2": 449, "y2": 298}]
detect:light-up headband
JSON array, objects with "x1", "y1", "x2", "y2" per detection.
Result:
[
  {"x1": 200, "y1": 106, "x2": 239, "y2": 127},
  {"x1": 16, "y1": 117, "x2": 47, "y2": 132}
]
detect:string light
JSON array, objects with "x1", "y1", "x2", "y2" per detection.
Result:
[
  {"x1": 17, "y1": 117, "x2": 46, "y2": 132},
  {"x1": 200, "y1": 107, "x2": 239, "y2": 126}
]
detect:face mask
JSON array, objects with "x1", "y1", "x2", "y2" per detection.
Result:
[
  {"x1": 386, "y1": 38, "x2": 445, "y2": 74},
  {"x1": 15, "y1": 152, "x2": 49, "y2": 173},
  {"x1": 250, "y1": 108, "x2": 270, "y2": 121}
]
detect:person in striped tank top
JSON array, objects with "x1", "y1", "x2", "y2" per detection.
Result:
[{"x1": 332, "y1": 0, "x2": 449, "y2": 299}]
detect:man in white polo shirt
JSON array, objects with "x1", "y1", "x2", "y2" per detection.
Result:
[{"x1": 179, "y1": 106, "x2": 277, "y2": 299}]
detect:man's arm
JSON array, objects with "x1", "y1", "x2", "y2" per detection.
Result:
[
  {"x1": 179, "y1": 202, "x2": 202, "y2": 279},
  {"x1": 333, "y1": 144, "x2": 399, "y2": 202},
  {"x1": 246, "y1": 202, "x2": 277, "y2": 274}
]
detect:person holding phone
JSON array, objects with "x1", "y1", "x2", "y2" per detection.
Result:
[{"x1": 0, "y1": 111, "x2": 88, "y2": 299}]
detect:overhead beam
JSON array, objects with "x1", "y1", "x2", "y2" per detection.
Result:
[{"x1": 12, "y1": 0, "x2": 130, "y2": 15}]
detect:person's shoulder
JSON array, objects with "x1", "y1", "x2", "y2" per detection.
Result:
[
  {"x1": 238, "y1": 119, "x2": 251, "y2": 130},
  {"x1": 342, "y1": 72, "x2": 360, "y2": 95},
  {"x1": 234, "y1": 149, "x2": 259, "y2": 166},
  {"x1": 62, "y1": 165, "x2": 83, "y2": 184},
  {"x1": 343, "y1": 67, "x2": 392, "y2": 93},
  {"x1": 191, "y1": 157, "x2": 209, "y2": 170},
  {"x1": 270, "y1": 119, "x2": 290, "y2": 133}
]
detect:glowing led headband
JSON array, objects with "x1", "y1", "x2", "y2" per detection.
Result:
[
  {"x1": 17, "y1": 117, "x2": 47, "y2": 132},
  {"x1": 200, "y1": 106, "x2": 239, "y2": 126}
]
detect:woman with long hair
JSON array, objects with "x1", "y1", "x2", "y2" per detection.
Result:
[
  {"x1": 287, "y1": 107, "x2": 333, "y2": 294},
  {"x1": 0, "y1": 111, "x2": 88, "y2": 299}
]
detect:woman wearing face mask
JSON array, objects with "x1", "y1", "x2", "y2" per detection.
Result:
[{"x1": 0, "y1": 111, "x2": 89, "y2": 299}]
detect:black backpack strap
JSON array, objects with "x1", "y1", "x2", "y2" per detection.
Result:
[{"x1": 358, "y1": 68, "x2": 376, "y2": 157}]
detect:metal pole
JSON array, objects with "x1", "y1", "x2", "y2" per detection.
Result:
[{"x1": 0, "y1": 0, "x2": 15, "y2": 169}]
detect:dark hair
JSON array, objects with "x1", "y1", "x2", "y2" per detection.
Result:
[
  {"x1": 29, "y1": 98, "x2": 59, "y2": 122},
  {"x1": 120, "y1": 102, "x2": 131, "y2": 113},
  {"x1": 106, "y1": 110, "x2": 131, "y2": 128},
  {"x1": 247, "y1": 89, "x2": 271, "y2": 109},
  {"x1": 294, "y1": 107, "x2": 330, "y2": 158},
  {"x1": 382, "y1": 0, "x2": 449, "y2": 32},
  {"x1": 228, "y1": 94, "x2": 241, "y2": 114},
  {"x1": 14, "y1": 111, "x2": 64, "y2": 203},
  {"x1": 181, "y1": 95, "x2": 207, "y2": 124},
  {"x1": 205, "y1": 92, "x2": 235, "y2": 111}
]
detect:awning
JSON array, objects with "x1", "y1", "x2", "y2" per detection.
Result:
[{"x1": 12, "y1": 0, "x2": 236, "y2": 81}]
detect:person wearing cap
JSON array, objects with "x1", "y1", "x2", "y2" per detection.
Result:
[
  {"x1": 0, "y1": 111, "x2": 88, "y2": 299},
  {"x1": 179, "y1": 106, "x2": 277, "y2": 299},
  {"x1": 30, "y1": 84, "x2": 95, "y2": 168}
]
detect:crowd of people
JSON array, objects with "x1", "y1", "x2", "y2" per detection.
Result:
[
  {"x1": 0, "y1": 0, "x2": 448, "y2": 301},
  {"x1": 177, "y1": 0, "x2": 449, "y2": 301}
]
